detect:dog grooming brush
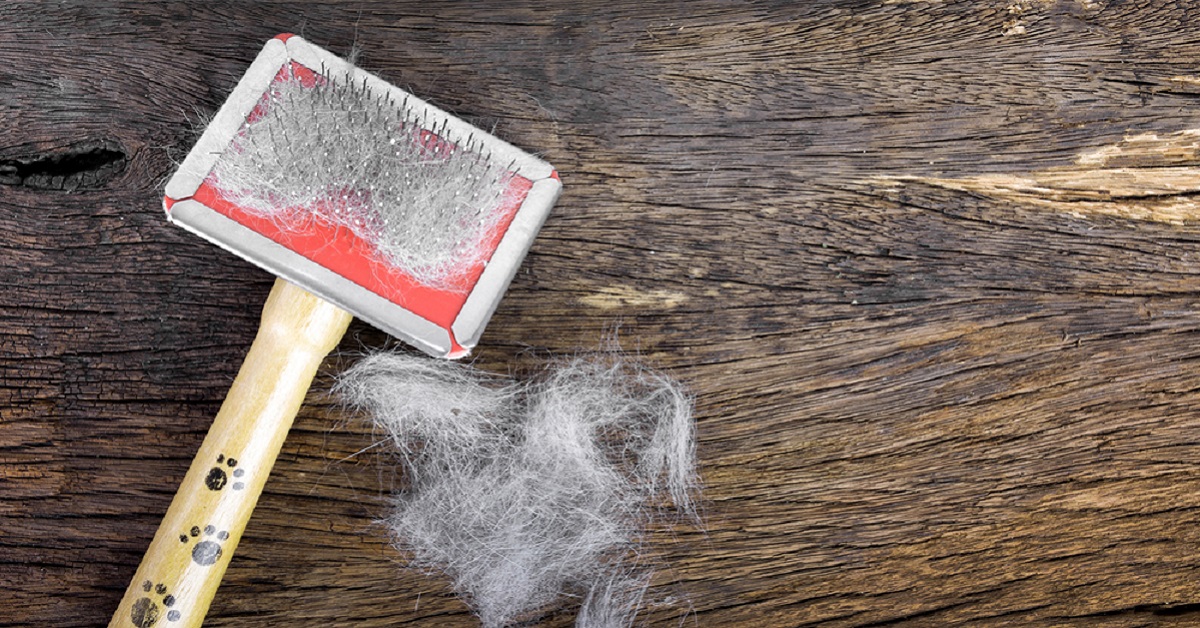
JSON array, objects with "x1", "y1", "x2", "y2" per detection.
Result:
[{"x1": 111, "y1": 34, "x2": 559, "y2": 628}]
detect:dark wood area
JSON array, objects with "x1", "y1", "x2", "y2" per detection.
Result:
[{"x1": 7, "y1": 1, "x2": 1200, "y2": 626}]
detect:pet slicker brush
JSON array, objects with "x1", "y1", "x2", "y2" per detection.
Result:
[{"x1": 111, "y1": 34, "x2": 560, "y2": 628}]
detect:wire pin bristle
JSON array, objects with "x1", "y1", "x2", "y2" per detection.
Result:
[{"x1": 212, "y1": 63, "x2": 514, "y2": 290}]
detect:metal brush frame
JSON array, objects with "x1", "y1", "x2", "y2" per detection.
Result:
[{"x1": 164, "y1": 35, "x2": 560, "y2": 357}]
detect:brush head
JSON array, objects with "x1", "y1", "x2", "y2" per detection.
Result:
[{"x1": 164, "y1": 35, "x2": 560, "y2": 357}]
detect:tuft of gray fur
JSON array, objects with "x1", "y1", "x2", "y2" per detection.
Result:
[
  {"x1": 337, "y1": 353, "x2": 698, "y2": 627},
  {"x1": 211, "y1": 64, "x2": 512, "y2": 289}
]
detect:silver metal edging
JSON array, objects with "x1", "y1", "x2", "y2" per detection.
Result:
[
  {"x1": 452, "y1": 176, "x2": 562, "y2": 349},
  {"x1": 164, "y1": 38, "x2": 287, "y2": 202},
  {"x1": 167, "y1": 199, "x2": 454, "y2": 357}
]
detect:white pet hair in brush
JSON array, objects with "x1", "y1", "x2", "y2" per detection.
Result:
[
  {"x1": 211, "y1": 63, "x2": 514, "y2": 288},
  {"x1": 338, "y1": 353, "x2": 699, "y2": 627}
]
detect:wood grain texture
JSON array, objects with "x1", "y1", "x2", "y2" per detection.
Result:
[{"x1": 6, "y1": 1, "x2": 1200, "y2": 626}]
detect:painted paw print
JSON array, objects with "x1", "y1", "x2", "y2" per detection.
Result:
[
  {"x1": 179, "y1": 524, "x2": 229, "y2": 566},
  {"x1": 129, "y1": 579, "x2": 181, "y2": 627},
  {"x1": 204, "y1": 453, "x2": 245, "y2": 491}
]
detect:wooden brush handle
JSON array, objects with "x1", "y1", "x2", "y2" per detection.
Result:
[{"x1": 110, "y1": 279, "x2": 353, "y2": 628}]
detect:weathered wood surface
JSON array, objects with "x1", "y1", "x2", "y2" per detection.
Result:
[{"x1": 7, "y1": 1, "x2": 1200, "y2": 626}]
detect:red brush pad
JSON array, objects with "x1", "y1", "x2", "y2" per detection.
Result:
[{"x1": 176, "y1": 60, "x2": 532, "y2": 341}]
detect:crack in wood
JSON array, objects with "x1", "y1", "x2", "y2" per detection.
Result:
[
  {"x1": 0, "y1": 140, "x2": 127, "y2": 191},
  {"x1": 1052, "y1": 601, "x2": 1200, "y2": 618}
]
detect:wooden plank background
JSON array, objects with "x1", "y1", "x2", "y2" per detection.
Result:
[{"x1": 6, "y1": 1, "x2": 1200, "y2": 625}]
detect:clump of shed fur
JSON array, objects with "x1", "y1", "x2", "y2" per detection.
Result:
[{"x1": 337, "y1": 353, "x2": 697, "y2": 627}]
